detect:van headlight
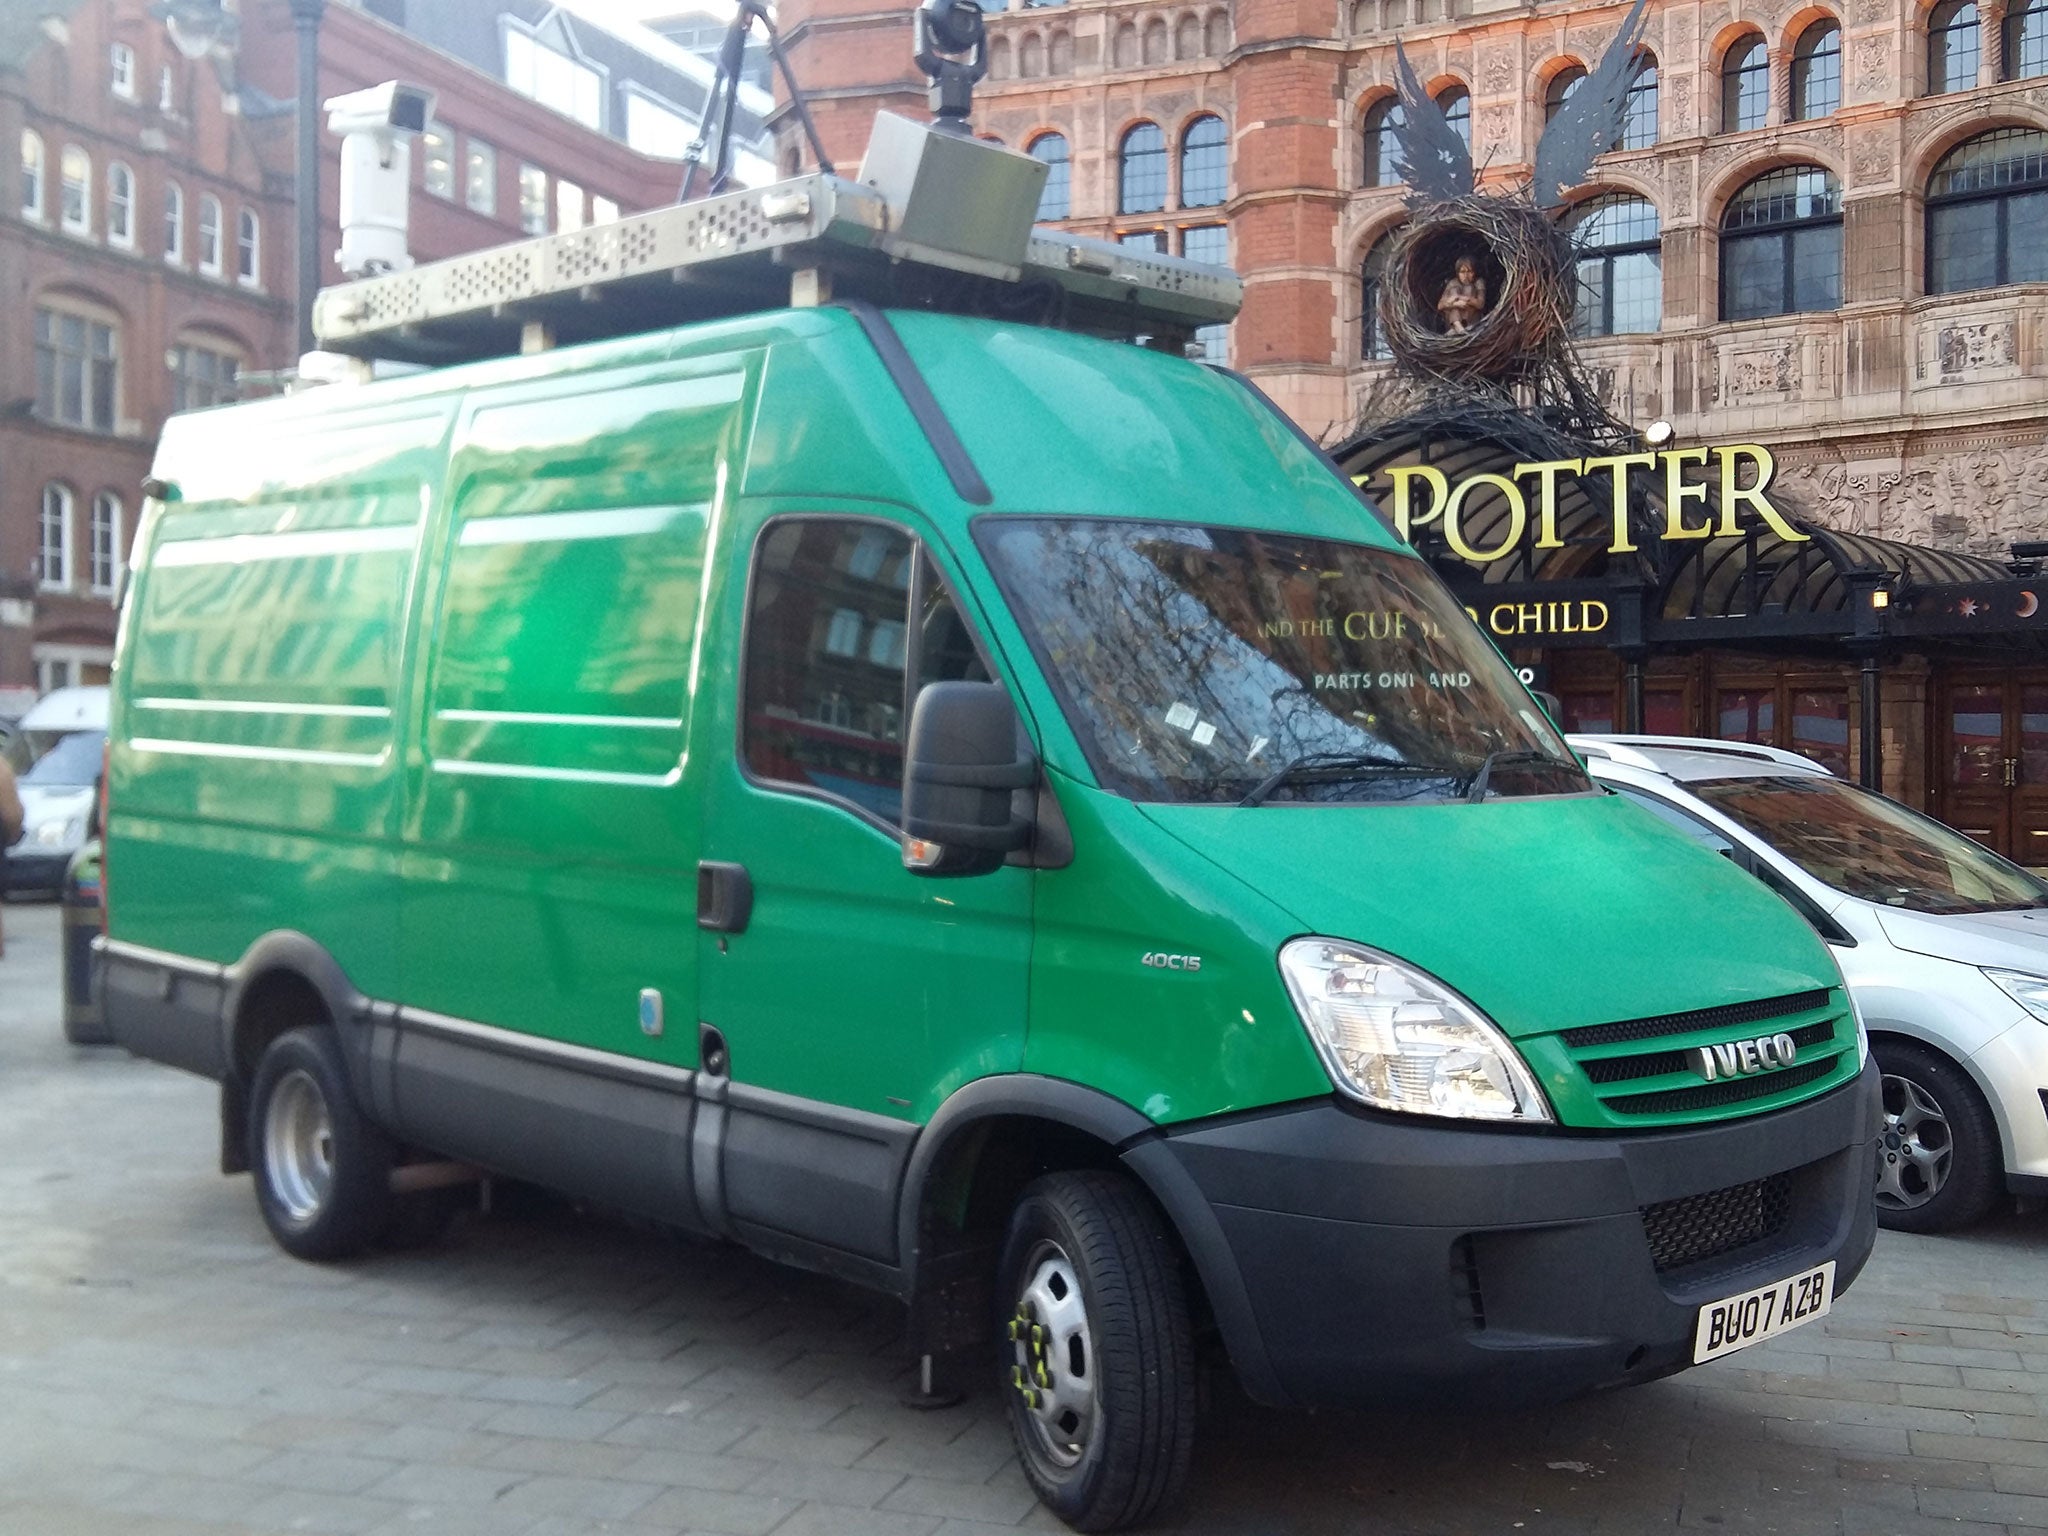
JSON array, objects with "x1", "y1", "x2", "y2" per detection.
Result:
[
  {"x1": 1278, "y1": 938, "x2": 1552, "y2": 1122},
  {"x1": 1984, "y1": 968, "x2": 2048, "y2": 1025}
]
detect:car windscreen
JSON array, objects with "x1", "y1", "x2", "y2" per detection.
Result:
[
  {"x1": 974, "y1": 519, "x2": 1585, "y2": 805},
  {"x1": 22, "y1": 729, "x2": 105, "y2": 787},
  {"x1": 1690, "y1": 773, "x2": 2048, "y2": 914}
]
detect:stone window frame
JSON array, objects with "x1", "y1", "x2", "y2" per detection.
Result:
[
  {"x1": 1028, "y1": 130, "x2": 1071, "y2": 220},
  {"x1": 1791, "y1": 17, "x2": 1845, "y2": 122},
  {"x1": 1360, "y1": 93, "x2": 1405, "y2": 188},
  {"x1": 1923, "y1": 125, "x2": 2048, "y2": 294},
  {"x1": 1927, "y1": 0, "x2": 1982, "y2": 94},
  {"x1": 1721, "y1": 31, "x2": 1772, "y2": 133},
  {"x1": 1716, "y1": 162, "x2": 1845, "y2": 322}
]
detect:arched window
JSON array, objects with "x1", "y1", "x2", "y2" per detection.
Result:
[
  {"x1": 1792, "y1": 21, "x2": 1842, "y2": 119},
  {"x1": 1362, "y1": 97, "x2": 1405, "y2": 186},
  {"x1": 987, "y1": 35, "x2": 1011, "y2": 79},
  {"x1": 1113, "y1": 22, "x2": 1137, "y2": 68},
  {"x1": 1049, "y1": 30, "x2": 1074, "y2": 74},
  {"x1": 1621, "y1": 54, "x2": 1659, "y2": 148},
  {"x1": 236, "y1": 208, "x2": 260, "y2": 285},
  {"x1": 39, "y1": 484, "x2": 74, "y2": 590},
  {"x1": 1720, "y1": 165, "x2": 1842, "y2": 320},
  {"x1": 1928, "y1": 1, "x2": 1980, "y2": 93},
  {"x1": 1570, "y1": 194, "x2": 1662, "y2": 335},
  {"x1": 89, "y1": 491, "x2": 122, "y2": 595},
  {"x1": 21, "y1": 129, "x2": 44, "y2": 219},
  {"x1": 1176, "y1": 14, "x2": 1201, "y2": 58},
  {"x1": 2006, "y1": 0, "x2": 2048, "y2": 78},
  {"x1": 1545, "y1": 66, "x2": 1586, "y2": 123},
  {"x1": 1019, "y1": 32, "x2": 1044, "y2": 76},
  {"x1": 60, "y1": 144, "x2": 90, "y2": 233},
  {"x1": 1361, "y1": 233, "x2": 1398, "y2": 360},
  {"x1": 1436, "y1": 85, "x2": 1471, "y2": 151},
  {"x1": 1143, "y1": 17, "x2": 1168, "y2": 64},
  {"x1": 35, "y1": 300, "x2": 120, "y2": 431},
  {"x1": 163, "y1": 180, "x2": 184, "y2": 264},
  {"x1": 171, "y1": 333, "x2": 243, "y2": 411},
  {"x1": 1926, "y1": 128, "x2": 2048, "y2": 293},
  {"x1": 1119, "y1": 122, "x2": 1167, "y2": 214},
  {"x1": 1723, "y1": 35, "x2": 1769, "y2": 131},
  {"x1": 1029, "y1": 132, "x2": 1070, "y2": 220},
  {"x1": 106, "y1": 162, "x2": 134, "y2": 248},
  {"x1": 1181, "y1": 114, "x2": 1227, "y2": 208},
  {"x1": 198, "y1": 193, "x2": 221, "y2": 274}
]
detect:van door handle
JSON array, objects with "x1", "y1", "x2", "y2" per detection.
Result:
[{"x1": 697, "y1": 861, "x2": 753, "y2": 933}]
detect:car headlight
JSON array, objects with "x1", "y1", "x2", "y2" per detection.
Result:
[
  {"x1": 1845, "y1": 987, "x2": 1870, "y2": 1067},
  {"x1": 1278, "y1": 938, "x2": 1552, "y2": 1122},
  {"x1": 1984, "y1": 968, "x2": 2048, "y2": 1025},
  {"x1": 32, "y1": 814, "x2": 86, "y2": 848}
]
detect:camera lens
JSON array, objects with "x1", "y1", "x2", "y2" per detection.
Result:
[{"x1": 923, "y1": 0, "x2": 984, "y2": 54}]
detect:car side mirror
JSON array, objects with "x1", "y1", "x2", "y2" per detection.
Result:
[{"x1": 902, "y1": 681, "x2": 1035, "y2": 877}]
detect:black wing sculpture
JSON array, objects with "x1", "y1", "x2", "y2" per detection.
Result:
[
  {"x1": 1530, "y1": 0, "x2": 1651, "y2": 208},
  {"x1": 1390, "y1": 41, "x2": 1474, "y2": 206}
]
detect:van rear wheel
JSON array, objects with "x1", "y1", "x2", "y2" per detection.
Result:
[
  {"x1": 248, "y1": 1027, "x2": 394, "y2": 1260},
  {"x1": 996, "y1": 1170, "x2": 1195, "y2": 1532}
]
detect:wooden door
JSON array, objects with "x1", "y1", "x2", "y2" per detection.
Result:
[{"x1": 1939, "y1": 675, "x2": 2016, "y2": 858}]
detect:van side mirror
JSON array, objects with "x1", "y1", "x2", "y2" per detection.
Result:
[{"x1": 902, "y1": 681, "x2": 1035, "y2": 877}]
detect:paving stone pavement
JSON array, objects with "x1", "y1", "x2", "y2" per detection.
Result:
[{"x1": 1, "y1": 902, "x2": 2044, "y2": 1535}]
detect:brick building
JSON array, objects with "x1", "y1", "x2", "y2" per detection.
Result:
[
  {"x1": 775, "y1": 0, "x2": 2048, "y2": 853},
  {"x1": 1, "y1": 0, "x2": 685, "y2": 704}
]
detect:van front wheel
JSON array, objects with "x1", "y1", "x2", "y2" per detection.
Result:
[
  {"x1": 996, "y1": 1170, "x2": 1195, "y2": 1532},
  {"x1": 248, "y1": 1027, "x2": 393, "y2": 1261}
]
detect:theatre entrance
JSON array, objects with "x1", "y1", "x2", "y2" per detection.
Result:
[{"x1": 1936, "y1": 669, "x2": 2048, "y2": 865}]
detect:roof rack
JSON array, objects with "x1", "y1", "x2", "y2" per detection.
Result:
[
  {"x1": 312, "y1": 115, "x2": 1241, "y2": 369},
  {"x1": 1569, "y1": 734, "x2": 1831, "y2": 774}
]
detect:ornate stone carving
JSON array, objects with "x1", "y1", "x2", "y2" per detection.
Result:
[
  {"x1": 1850, "y1": 127, "x2": 1891, "y2": 184},
  {"x1": 1670, "y1": 167, "x2": 1693, "y2": 219},
  {"x1": 1917, "y1": 317, "x2": 2021, "y2": 382},
  {"x1": 1851, "y1": 0, "x2": 1891, "y2": 25},
  {"x1": 1669, "y1": 75, "x2": 1694, "y2": 137},
  {"x1": 1479, "y1": 45, "x2": 1516, "y2": 94},
  {"x1": 1719, "y1": 340, "x2": 1799, "y2": 402},
  {"x1": 1852, "y1": 35, "x2": 1890, "y2": 95}
]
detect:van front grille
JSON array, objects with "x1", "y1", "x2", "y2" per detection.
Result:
[
  {"x1": 1554, "y1": 989, "x2": 1852, "y2": 1125},
  {"x1": 1641, "y1": 1172, "x2": 1794, "y2": 1273}
]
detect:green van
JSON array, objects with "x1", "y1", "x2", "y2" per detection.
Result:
[{"x1": 103, "y1": 124, "x2": 1879, "y2": 1532}]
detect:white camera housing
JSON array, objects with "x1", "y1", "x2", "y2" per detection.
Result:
[{"x1": 325, "y1": 81, "x2": 436, "y2": 278}]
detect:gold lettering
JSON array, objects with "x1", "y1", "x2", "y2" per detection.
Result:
[
  {"x1": 1368, "y1": 611, "x2": 1393, "y2": 639},
  {"x1": 1580, "y1": 452, "x2": 1655, "y2": 555},
  {"x1": 1516, "y1": 602, "x2": 1543, "y2": 633},
  {"x1": 1442, "y1": 472, "x2": 1528, "y2": 563},
  {"x1": 1661, "y1": 446, "x2": 1714, "y2": 540},
  {"x1": 1513, "y1": 458, "x2": 1581, "y2": 549},
  {"x1": 1386, "y1": 465, "x2": 1449, "y2": 542},
  {"x1": 1714, "y1": 444, "x2": 1807, "y2": 542},
  {"x1": 1343, "y1": 610, "x2": 1367, "y2": 640},
  {"x1": 1488, "y1": 603, "x2": 1515, "y2": 636},
  {"x1": 1583, "y1": 600, "x2": 1610, "y2": 633}
]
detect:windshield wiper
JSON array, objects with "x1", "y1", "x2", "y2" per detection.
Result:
[
  {"x1": 1239, "y1": 751, "x2": 1448, "y2": 808},
  {"x1": 1464, "y1": 748, "x2": 1581, "y2": 803}
]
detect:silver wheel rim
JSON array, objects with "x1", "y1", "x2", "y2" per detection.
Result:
[
  {"x1": 264, "y1": 1068, "x2": 334, "y2": 1226},
  {"x1": 1877, "y1": 1072, "x2": 1953, "y2": 1210},
  {"x1": 1007, "y1": 1240, "x2": 1096, "y2": 1470}
]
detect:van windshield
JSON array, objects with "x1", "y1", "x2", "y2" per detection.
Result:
[
  {"x1": 975, "y1": 519, "x2": 1586, "y2": 805},
  {"x1": 1691, "y1": 774, "x2": 2048, "y2": 914}
]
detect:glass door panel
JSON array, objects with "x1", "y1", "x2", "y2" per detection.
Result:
[
  {"x1": 1789, "y1": 689, "x2": 1850, "y2": 776},
  {"x1": 1716, "y1": 688, "x2": 1774, "y2": 743},
  {"x1": 1949, "y1": 685, "x2": 2005, "y2": 787}
]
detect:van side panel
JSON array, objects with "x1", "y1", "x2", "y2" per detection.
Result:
[
  {"x1": 388, "y1": 356, "x2": 755, "y2": 1180},
  {"x1": 110, "y1": 404, "x2": 455, "y2": 1006}
]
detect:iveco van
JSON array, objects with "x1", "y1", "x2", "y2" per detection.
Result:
[{"x1": 102, "y1": 118, "x2": 1880, "y2": 1531}]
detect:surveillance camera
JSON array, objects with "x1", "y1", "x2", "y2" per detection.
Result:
[
  {"x1": 323, "y1": 81, "x2": 434, "y2": 138},
  {"x1": 920, "y1": 0, "x2": 985, "y2": 57}
]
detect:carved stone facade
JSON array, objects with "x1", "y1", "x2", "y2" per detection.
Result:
[{"x1": 775, "y1": 0, "x2": 2048, "y2": 566}]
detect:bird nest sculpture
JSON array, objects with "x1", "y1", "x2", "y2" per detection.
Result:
[
  {"x1": 1377, "y1": 196, "x2": 1578, "y2": 387},
  {"x1": 1367, "y1": 0, "x2": 1648, "y2": 408}
]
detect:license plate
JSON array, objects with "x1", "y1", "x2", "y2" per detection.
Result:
[{"x1": 1692, "y1": 1261, "x2": 1835, "y2": 1364}]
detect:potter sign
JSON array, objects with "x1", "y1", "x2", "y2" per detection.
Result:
[{"x1": 1358, "y1": 444, "x2": 1809, "y2": 563}]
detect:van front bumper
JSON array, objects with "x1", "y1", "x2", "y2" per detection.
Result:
[{"x1": 1136, "y1": 1058, "x2": 1881, "y2": 1410}]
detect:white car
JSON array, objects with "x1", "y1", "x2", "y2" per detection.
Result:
[
  {"x1": 4, "y1": 687, "x2": 107, "y2": 897},
  {"x1": 1571, "y1": 734, "x2": 2048, "y2": 1233}
]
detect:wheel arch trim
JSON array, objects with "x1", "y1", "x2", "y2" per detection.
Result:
[{"x1": 898, "y1": 1075, "x2": 1287, "y2": 1406}]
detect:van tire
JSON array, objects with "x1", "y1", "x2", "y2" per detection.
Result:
[
  {"x1": 248, "y1": 1027, "x2": 394, "y2": 1261},
  {"x1": 996, "y1": 1170, "x2": 1195, "y2": 1532},
  {"x1": 1873, "y1": 1040, "x2": 2002, "y2": 1234}
]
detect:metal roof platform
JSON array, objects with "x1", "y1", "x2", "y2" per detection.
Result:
[{"x1": 312, "y1": 164, "x2": 1242, "y2": 369}]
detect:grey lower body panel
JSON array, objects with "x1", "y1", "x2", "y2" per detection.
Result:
[{"x1": 99, "y1": 940, "x2": 228, "y2": 1081}]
